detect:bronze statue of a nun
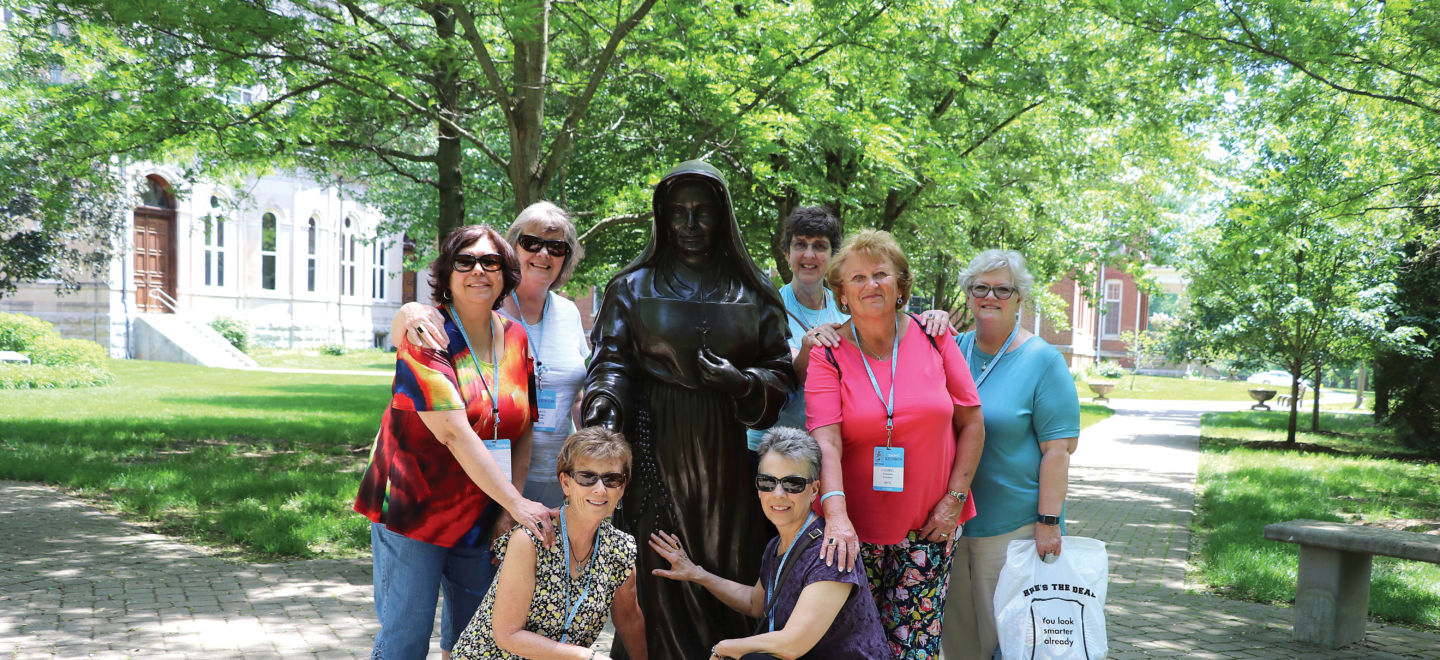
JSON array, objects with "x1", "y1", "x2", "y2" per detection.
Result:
[{"x1": 583, "y1": 161, "x2": 796, "y2": 658}]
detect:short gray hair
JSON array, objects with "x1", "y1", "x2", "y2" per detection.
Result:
[
  {"x1": 755, "y1": 427, "x2": 822, "y2": 480},
  {"x1": 506, "y1": 201, "x2": 584, "y2": 290},
  {"x1": 959, "y1": 249, "x2": 1035, "y2": 301}
]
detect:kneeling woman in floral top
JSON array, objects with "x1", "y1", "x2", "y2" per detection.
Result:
[{"x1": 452, "y1": 427, "x2": 647, "y2": 660}]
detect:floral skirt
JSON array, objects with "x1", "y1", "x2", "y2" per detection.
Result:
[{"x1": 859, "y1": 531, "x2": 955, "y2": 659}]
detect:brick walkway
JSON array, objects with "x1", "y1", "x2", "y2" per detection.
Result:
[
  {"x1": 2, "y1": 399, "x2": 1437, "y2": 659},
  {"x1": 1067, "y1": 399, "x2": 1440, "y2": 660}
]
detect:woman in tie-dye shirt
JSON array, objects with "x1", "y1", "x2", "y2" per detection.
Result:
[{"x1": 354, "y1": 225, "x2": 553, "y2": 660}]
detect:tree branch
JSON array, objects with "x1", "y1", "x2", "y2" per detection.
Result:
[{"x1": 578, "y1": 211, "x2": 652, "y2": 244}]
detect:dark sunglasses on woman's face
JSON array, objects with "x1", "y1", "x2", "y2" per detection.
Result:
[
  {"x1": 755, "y1": 473, "x2": 813, "y2": 494},
  {"x1": 453, "y1": 253, "x2": 504, "y2": 273},
  {"x1": 968, "y1": 284, "x2": 1016, "y2": 300},
  {"x1": 517, "y1": 234, "x2": 571, "y2": 258},
  {"x1": 569, "y1": 470, "x2": 627, "y2": 488}
]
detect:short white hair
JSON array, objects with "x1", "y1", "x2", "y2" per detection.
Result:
[{"x1": 959, "y1": 249, "x2": 1035, "y2": 301}]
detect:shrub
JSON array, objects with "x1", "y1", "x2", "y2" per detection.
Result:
[
  {"x1": 0, "y1": 312, "x2": 53, "y2": 352},
  {"x1": 1090, "y1": 361, "x2": 1126, "y2": 379},
  {"x1": 320, "y1": 343, "x2": 347, "y2": 356},
  {"x1": 0, "y1": 363, "x2": 113, "y2": 389},
  {"x1": 209, "y1": 316, "x2": 250, "y2": 353},
  {"x1": 26, "y1": 335, "x2": 108, "y2": 368}
]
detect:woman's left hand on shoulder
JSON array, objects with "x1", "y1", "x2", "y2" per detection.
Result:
[{"x1": 919, "y1": 309, "x2": 952, "y2": 337}]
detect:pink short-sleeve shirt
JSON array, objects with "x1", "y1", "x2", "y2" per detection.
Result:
[{"x1": 806, "y1": 316, "x2": 981, "y2": 544}]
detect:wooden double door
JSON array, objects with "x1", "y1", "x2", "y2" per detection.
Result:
[{"x1": 133, "y1": 208, "x2": 176, "y2": 312}]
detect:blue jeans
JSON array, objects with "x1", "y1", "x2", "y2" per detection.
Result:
[{"x1": 370, "y1": 521, "x2": 498, "y2": 659}]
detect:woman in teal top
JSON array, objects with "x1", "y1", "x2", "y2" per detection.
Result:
[
  {"x1": 935, "y1": 249, "x2": 1080, "y2": 660},
  {"x1": 746, "y1": 207, "x2": 847, "y2": 452}
]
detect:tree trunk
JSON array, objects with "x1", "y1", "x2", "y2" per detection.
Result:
[
  {"x1": 1286, "y1": 363, "x2": 1300, "y2": 445},
  {"x1": 769, "y1": 151, "x2": 798, "y2": 282},
  {"x1": 1354, "y1": 362, "x2": 1367, "y2": 409},
  {"x1": 1311, "y1": 356, "x2": 1322, "y2": 433},
  {"x1": 508, "y1": 0, "x2": 551, "y2": 213},
  {"x1": 431, "y1": 8, "x2": 465, "y2": 239}
]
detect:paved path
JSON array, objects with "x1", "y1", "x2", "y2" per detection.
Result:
[
  {"x1": 3, "y1": 399, "x2": 1438, "y2": 658},
  {"x1": 1067, "y1": 399, "x2": 1440, "y2": 659}
]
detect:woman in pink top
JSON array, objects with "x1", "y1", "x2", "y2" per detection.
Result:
[{"x1": 805, "y1": 229, "x2": 985, "y2": 658}]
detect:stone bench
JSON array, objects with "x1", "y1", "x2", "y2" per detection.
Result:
[
  {"x1": 1264, "y1": 519, "x2": 1440, "y2": 648},
  {"x1": 1275, "y1": 386, "x2": 1307, "y2": 408}
]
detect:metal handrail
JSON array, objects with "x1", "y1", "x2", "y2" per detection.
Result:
[{"x1": 151, "y1": 289, "x2": 180, "y2": 313}]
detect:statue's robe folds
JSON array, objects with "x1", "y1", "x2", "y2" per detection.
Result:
[{"x1": 586, "y1": 266, "x2": 794, "y2": 660}]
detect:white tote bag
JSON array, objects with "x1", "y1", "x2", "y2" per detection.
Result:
[{"x1": 992, "y1": 536, "x2": 1109, "y2": 660}]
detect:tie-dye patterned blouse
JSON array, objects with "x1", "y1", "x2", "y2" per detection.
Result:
[{"x1": 354, "y1": 306, "x2": 537, "y2": 548}]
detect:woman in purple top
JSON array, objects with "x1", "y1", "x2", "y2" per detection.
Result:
[{"x1": 649, "y1": 427, "x2": 888, "y2": 660}]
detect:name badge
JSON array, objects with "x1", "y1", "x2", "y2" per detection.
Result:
[
  {"x1": 535, "y1": 389, "x2": 561, "y2": 432},
  {"x1": 873, "y1": 446, "x2": 904, "y2": 492},
  {"x1": 484, "y1": 438, "x2": 513, "y2": 484}
]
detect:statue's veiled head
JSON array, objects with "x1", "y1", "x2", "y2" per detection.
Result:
[{"x1": 663, "y1": 179, "x2": 721, "y2": 267}]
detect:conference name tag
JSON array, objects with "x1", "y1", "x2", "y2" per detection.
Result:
[
  {"x1": 535, "y1": 390, "x2": 562, "y2": 432},
  {"x1": 873, "y1": 446, "x2": 904, "y2": 492},
  {"x1": 484, "y1": 438, "x2": 514, "y2": 483}
]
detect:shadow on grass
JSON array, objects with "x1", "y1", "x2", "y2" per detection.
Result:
[
  {"x1": 1194, "y1": 441, "x2": 1440, "y2": 631},
  {"x1": 0, "y1": 414, "x2": 379, "y2": 559}
]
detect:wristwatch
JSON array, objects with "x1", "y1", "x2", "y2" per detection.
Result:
[
  {"x1": 1037, "y1": 514, "x2": 1061, "y2": 526},
  {"x1": 947, "y1": 489, "x2": 968, "y2": 504}
]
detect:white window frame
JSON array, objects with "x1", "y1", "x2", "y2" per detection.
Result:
[
  {"x1": 1102, "y1": 279, "x2": 1123, "y2": 338},
  {"x1": 371, "y1": 239, "x2": 388, "y2": 300},
  {"x1": 341, "y1": 216, "x2": 358, "y2": 298},
  {"x1": 260, "y1": 212, "x2": 279, "y2": 291},
  {"x1": 306, "y1": 216, "x2": 319, "y2": 293},
  {"x1": 202, "y1": 196, "x2": 228, "y2": 288}
]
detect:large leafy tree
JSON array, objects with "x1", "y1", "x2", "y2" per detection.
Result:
[
  {"x1": 3, "y1": 0, "x2": 1201, "y2": 305},
  {"x1": 1183, "y1": 112, "x2": 1414, "y2": 444},
  {"x1": 1374, "y1": 204, "x2": 1440, "y2": 455}
]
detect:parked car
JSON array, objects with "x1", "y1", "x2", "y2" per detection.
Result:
[{"x1": 1246, "y1": 370, "x2": 1312, "y2": 389}]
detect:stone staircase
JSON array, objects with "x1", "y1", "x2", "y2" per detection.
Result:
[{"x1": 131, "y1": 313, "x2": 258, "y2": 369}]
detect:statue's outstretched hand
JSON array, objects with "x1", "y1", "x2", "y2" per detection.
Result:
[{"x1": 697, "y1": 348, "x2": 749, "y2": 396}]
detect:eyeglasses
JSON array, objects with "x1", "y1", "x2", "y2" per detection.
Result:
[
  {"x1": 453, "y1": 253, "x2": 504, "y2": 273},
  {"x1": 569, "y1": 470, "x2": 628, "y2": 488},
  {"x1": 968, "y1": 284, "x2": 1016, "y2": 300},
  {"x1": 517, "y1": 234, "x2": 571, "y2": 258},
  {"x1": 755, "y1": 473, "x2": 814, "y2": 494}
]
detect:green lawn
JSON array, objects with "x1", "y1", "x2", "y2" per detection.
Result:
[
  {"x1": 0, "y1": 359, "x2": 388, "y2": 559},
  {"x1": 1078, "y1": 402, "x2": 1113, "y2": 430},
  {"x1": 1078, "y1": 373, "x2": 1256, "y2": 401},
  {"x1": 1195, "y1": 411, "x2": 1440, "y2": 631},
  {"x1": 248, "y1": 346, "x2": 395, "y2": 371}
]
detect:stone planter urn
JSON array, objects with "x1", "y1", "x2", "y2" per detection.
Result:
[
  {"x1": 1087, "y1": 381, "x2": 1116, "y2": 403},
  {"x1": 1248, "y1": 388, "x2": 1277, "y2": 411}
]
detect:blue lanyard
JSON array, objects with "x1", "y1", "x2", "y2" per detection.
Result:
[
  {"x1": 765, "y1": 511, "x2": 816, "y2": 632},
  {"x1": 965, "y1": 318, "x2": 1020, "y2": 388},
  {"x1": 558, "y1": 508, "x2": 597, "y2": 643},
  {"x1": 449, "y1": 305, "x2": 500, "y2": 440},
  {"x1": 510, "y1": 291, "x2": 548, "y2": 387},
  {"x1": 851, "y1": 315, "x2": 901, "y2": 447}
]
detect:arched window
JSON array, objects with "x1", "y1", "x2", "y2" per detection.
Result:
[
  {"x1": 371, "y1": 239, "x2": 388, "y2": 300},
  {"x1": 260, "y1": 212, "x2": 278, "y2": 290},
  {"x1": 306, "y1": 216, "x2": 318, "y2": 293},
  {"x1": 141, "y1": 175, "x2": 176, "y2": 209},
  {"x1": 341, "y1": 216, "x2": 358, "y2": 297},
  {"x1": 203, "y1": 195, "x2": 227, "y2": 287}
]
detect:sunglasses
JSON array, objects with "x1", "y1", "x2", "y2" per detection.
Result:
[
  {"x1": 569, "y1": 470, "x2": 628, "y2": 488},
  {"x1": 517, "y1": 234, "x2": 571, "y2": 258},
  {"x1": 453, "y1": 253, "x2": 504, "y2": 273},
  {"x1": 755, "y1": 473, "x2": 814, "y2": 494},
  {"x1": 968, "y1": 284, "x2": 1016, "y2": 300}
]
